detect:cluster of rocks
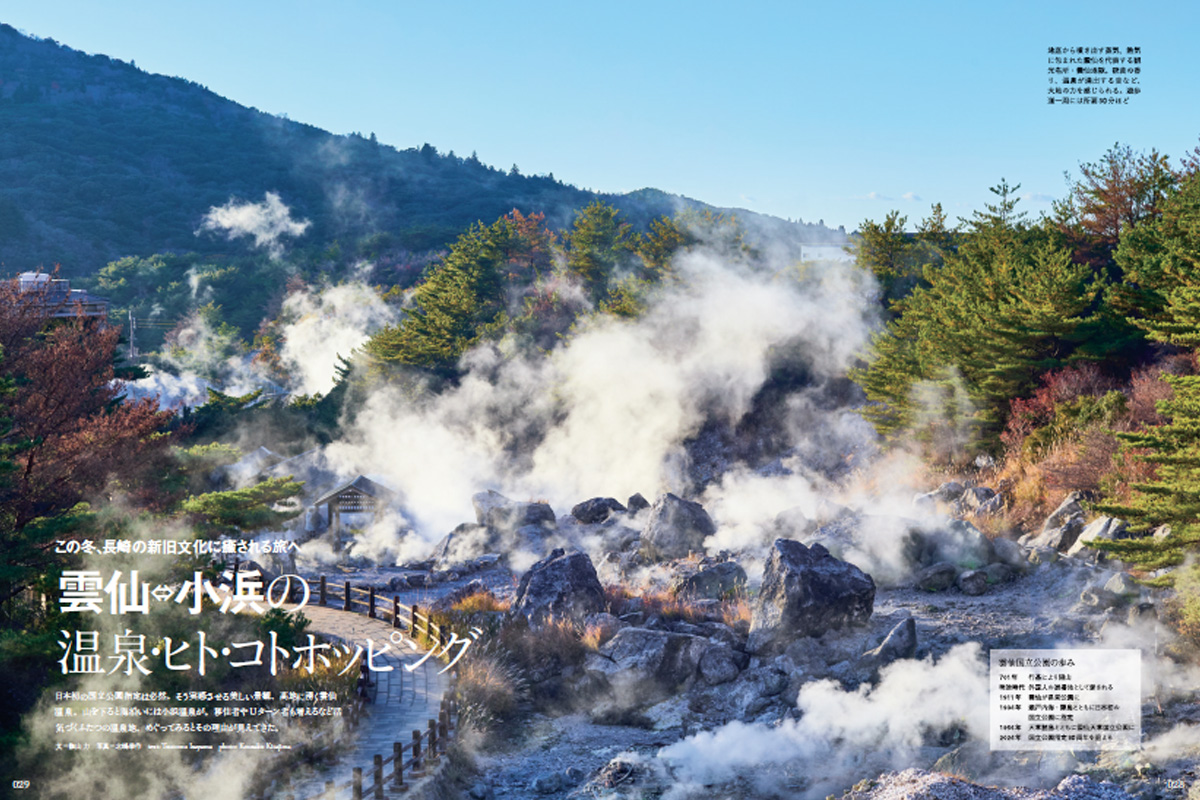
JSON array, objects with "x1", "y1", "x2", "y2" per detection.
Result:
[
  {"x1": 500, "y1": 536, "x2": 925, "y2": 728},
  {"x1": 913, "y1": 480, "x2": 1005, "y2": 518},
  {"x1": 1017, "y1": 491, "x2": 1169, "y2": 573},
  {"x1": 427, "y1": 489, "x2": 708, "y2": 573},
  {"x1": 423, "y1": 477, "x2": 1190, "y2": 800}
]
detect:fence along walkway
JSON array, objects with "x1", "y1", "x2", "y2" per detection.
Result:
[{"x1": 253, "y1": 578, "x2": 461, "y2": 800}]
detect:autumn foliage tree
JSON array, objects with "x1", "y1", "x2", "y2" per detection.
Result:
[{"x1": 0, "y1": 275, "x2": 173, "y2": 613}]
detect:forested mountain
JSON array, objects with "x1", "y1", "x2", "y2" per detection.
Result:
[{"x1": 0, "y1": 24, "x2": 840, "y2": 277}]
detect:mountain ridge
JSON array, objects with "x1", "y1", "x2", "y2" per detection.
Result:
[{"x1": 0, "y1": 23, "x2": 844, "y2": 277}]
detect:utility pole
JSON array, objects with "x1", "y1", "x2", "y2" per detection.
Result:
[{"x1": 128, "y1": 309, "x2": 137, "y2": 360}]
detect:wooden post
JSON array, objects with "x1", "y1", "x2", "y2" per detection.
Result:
[
  {"x1": 410, "y1": 604, "x2": 419, "y2": 636},
  {"x1": 411, "y1": 730, "x2": 422, "y2": 774},
  {"x1": 344, "y1": 581, "x2": 351, "y2": 611},
  {"x1": 427, "y1": 719, "x2": 437, "y2": 760},
  {"x1": 392, "y1": 595, "x2": 400, "y2": 628},
  {"x1": 439, "y1": 714, "x2": 448, "y2": 752},
  {"x1": 319, "y1": 575, "x2": 327, "y2": 606},
  {"x1": 353, "y1": 766, "x2": 362, "y2": 800},
  {"x1": 392, "y1": 741, "x2": 405, "y2": 790},
  {"x1": 374, "y1": 753, "x2": 383, "y2": 799},
  {"x1": 369, "y1": 586, "x2": 376, "y2": 618}
]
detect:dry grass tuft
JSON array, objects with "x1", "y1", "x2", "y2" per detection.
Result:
[
  {"x1": 455, "y1": 645, "x2": 527, "y2": 731},
  {"x1": 497, "y1": 615, "x2": 587, "y2": 670},
  {"x1": 451, "y1": 591, "x2": 511, "y2": 614},
  {"x1": 604, "y1": 583, "x2": 749, "y2": 627},
  {"x1": 719, "y1": 596, "x2": 752, "y2": 629}
]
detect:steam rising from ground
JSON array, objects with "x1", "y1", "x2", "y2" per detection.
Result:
[
  {"x1": 325, "y1": 250, "x2": 879, "y2": 544},
  {"x1": 277, "y1": 280, "x2": 400, "y2": 395},
  {"x1": 659, "y1": 644, "x2": 990, "y2": 799},
  {"x1": 197, "y1": 191, "x2": 310, "y2": 258}
]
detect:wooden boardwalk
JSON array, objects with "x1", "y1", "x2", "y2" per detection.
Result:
[{"x1": 264, "y1": 604, "x2": 454, "y2": 799}]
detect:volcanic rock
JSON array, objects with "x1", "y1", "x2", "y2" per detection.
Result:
[
  {"x1": 916, "y1": 562, "x2": 958, "y2": 592},
  {"x1": 669, "y1": 561, "x2": 747, "y2": 600},
  {"x1": 956, "y1": 569, "x2": 989, "y2": 596},
  {"x1": 1021, "y1": 491, "x2": 1089, "y2": 551},
  {"x1": 584, "y1": 628, "x2": 711, "y2": 701},
  {"x1": 1066, "y1": 516, "x2": 1130, "y2": 560},
  {"x1": 639, "y1": 493, "x2": 717, "y2": 561},
  {"x1": 510, "y1": 548, "x2": 605, "y2": 625},
  {"x1": 907, "y1": 519, "x2": 995, "y2": 570},
  {"x1": 748, "y1": 539, "x2": 875, "y2": 653},
  {"x1": 859, "y1": 614, "x2": 918, "y2": 672},
  {"x1": 571, "y1": 497, "x2": 627, "y2": 524}
]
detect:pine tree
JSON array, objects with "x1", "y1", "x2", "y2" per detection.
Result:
[
  {"x1": 850, "y1": 184, "x2": 1108, "y2": 457},
  {"x1": 365, "y1": 221, "x2": 507, "y2": 374},
  {"x1": 565, "y1": 200, "x2": 632, "y2": 304},
  {"x1": 1091, "y1": 174, "x2": 1200, "y2": 588}
]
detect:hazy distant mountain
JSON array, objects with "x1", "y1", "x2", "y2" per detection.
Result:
[{"x1": 0, "y1": 24, "x2": 843, "y2": 276}]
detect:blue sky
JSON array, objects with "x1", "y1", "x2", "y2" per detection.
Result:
[{"x1": 4, "y1": 1, "x2": 1199, "y2": 232}]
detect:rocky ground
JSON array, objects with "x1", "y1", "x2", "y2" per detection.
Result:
[{"x1": 286, "y1": 485, "x2": 1200, "y2": 800}]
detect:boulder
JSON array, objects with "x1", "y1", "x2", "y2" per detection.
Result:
[
  {"x1": 916, "y1": 562, "x2": 958, "y2": 592},
  {"x1": 956, "y1": 569, "x2": 989, "y2": 596},
  {"x1": 1045, "y1": 491, "x2": 1089, "y2": 529},
  {"x1": 699, "y1": 664, "x2": 790, "y2": 719},
  {"x1": 914, "y1": 519, "x2": 995, "y2": 570},
  {"x1": 669, "y1": 561, "x2": 747, "y2": 600},
  {"x1": 1066, "y1": 516, "x2": 1130, "y2": 559},
  {"x1": 639, "y1": 493, "x2": 717, "y2": 561},
  {"x1": 510, "y1": 548, "x2": 605, "y2": 625},
  {"x1": 429, "y1": 522, "x2": 489, "y2": 566},
  {"x1": 697, "y1": 644, "x2": 741, "y2": 685},
  {"x1": 1103, "y1": 572, "x2": 1138, "y2": 598},
  {"x1": 585, "y1": 628, "x2": 711, "y2": 699},
  {"x1": 627, "y1": 493, "x2": 650, "y2": 512},
  {"x1": 571, "y1": 497, "x2": 627, "y2": 524},
  {"x1": 1028, "y1": 546, "x2": 1059, "y2": 565},
  {"x1": 990, "y1": 537, "x2": 1027, "y2": 570},
  {"x1": 983, "y1": 563, "x2": 1014, "y2": 585},
  {"x1": 1021, "y1": 491, "x2": 1089, "y2": 551},
  {"x1": 933, "y1": 481, "x2": 966, "y2": 503},
  {"x1": 471, "y1": 490, "x2": 511, "y2": 524},
  {"x1": 529, "y1": 772, "x2": 562, "y2": 795},
  {"x1": 748, "y1": 539, "x2": 875, "y2": 653},
  {"x1": 958, "y1": 486, "x2": 996, "y2": 512},
  {"x1": 472, "y1": 489, "x2": 555, "y2": 532}
]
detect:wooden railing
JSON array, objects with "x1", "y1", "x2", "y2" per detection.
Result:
[
  {"x1": 237, "y1": 569, "x2": 460, "y2": 799},
  {"x1": 253, "y1": 687, "x2": 459, "y2": 800},
  {"x1": 315, "y1": 575, "x2": 448, "y2": 651}
]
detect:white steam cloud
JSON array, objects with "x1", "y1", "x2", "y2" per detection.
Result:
[
  {"x1": 197, "y1": 191, "x2": 310, "y2": 258},
  {"x1": 278, "y1": 281, "x2": 400, "y2": 395},
  {"x1": 659, "y1": 643, "x2": 990, "y2": 799},
  {"x1": 325, "y1": 249, "x2": 878, "y2": 548}
]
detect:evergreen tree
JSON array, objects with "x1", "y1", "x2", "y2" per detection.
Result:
[
  {"x1": 1091, "y1": 172, "x2": 1200, "y2": 591},
  {"x1": 564, "y1": 200, "x2": 632, "y2": 304},
  {"x1": 365, "y1": 221, "x2": 507, "y2": 374},
  {"x1": 850, "y1": 183, "x2": 1108, "y2": 457}
]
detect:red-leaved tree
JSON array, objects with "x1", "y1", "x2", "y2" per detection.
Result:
[{"x1": 0, "y1": 274, "x2": 174, "y2": 610}]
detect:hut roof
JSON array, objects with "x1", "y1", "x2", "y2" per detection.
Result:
[{"x1": 312, "y1": 475, "x2": 397, "y2": 508}]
